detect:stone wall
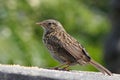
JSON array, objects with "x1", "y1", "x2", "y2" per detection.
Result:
[{"x1": 0, "y1": 64, "x2": 119, "y2": 80}]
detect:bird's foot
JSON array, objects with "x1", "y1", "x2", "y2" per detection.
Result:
[{"x1": 48, "y1": 67, "x2": 69, "y2": 71}]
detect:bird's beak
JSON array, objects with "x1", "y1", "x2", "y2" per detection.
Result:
[{"x1": 36, "y1": 22, "x2": 43, "y2": 26}]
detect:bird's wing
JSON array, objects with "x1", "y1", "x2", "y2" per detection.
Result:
[{"x1": 55, "y1": 33, "x2": 91, "y2": 62}]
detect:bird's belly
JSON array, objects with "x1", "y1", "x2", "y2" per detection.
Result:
[{"x1": 46, "y1": 43, "x2": 76, "y2": 64}]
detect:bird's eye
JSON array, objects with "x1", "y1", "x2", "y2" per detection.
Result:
[{"x1": 48, "y1": 22, "x2": 52, "y2": 26}]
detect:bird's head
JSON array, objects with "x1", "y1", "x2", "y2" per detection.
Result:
[{"x1": 36, "y1": 19, "x2": 65, "y2": 32}]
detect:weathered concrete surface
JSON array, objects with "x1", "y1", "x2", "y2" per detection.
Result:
[{"x1": 0, "y1": 64, "x2": 119, "y2": 80}]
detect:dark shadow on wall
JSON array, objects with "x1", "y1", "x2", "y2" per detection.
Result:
[{"x1": 104, "y1": 0, "x2": 120, "y2": 74}]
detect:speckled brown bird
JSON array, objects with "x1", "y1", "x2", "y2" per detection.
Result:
[{"x1": 36, "y1": 19, "x2": 112, "y2": 76}]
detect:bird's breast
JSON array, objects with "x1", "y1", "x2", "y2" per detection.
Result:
[{"x1": 43, "y1": 33, "x2": 77, "y2": 64}]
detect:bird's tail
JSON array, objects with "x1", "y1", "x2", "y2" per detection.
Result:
[{"x1": 89, "y1": 59, "x2": 112, "y2": 76}]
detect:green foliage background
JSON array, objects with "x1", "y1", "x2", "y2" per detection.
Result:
[{"x1": 0, "y1": 0, "x2": 111, "y2": 71}]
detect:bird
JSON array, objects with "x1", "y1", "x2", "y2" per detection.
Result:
[{"x1": 36, "y1": 19, "x2": 112, "y2": 76}]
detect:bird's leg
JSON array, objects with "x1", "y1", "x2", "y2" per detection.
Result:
[
  {"x1": 52, "y1": 63, "x2": 67, "y2": 70},
  {"x1": 62, "y1": 64, "x2": 70, "y2": 71},
  {"x1": 54, "y1": 62, "x2": 70, "y2": 71},
  {"x1": 48, "y1": 62, "x2": 67, "y2": 70},
  {"x1": 49, "y1": 62, "x2": 70, "y2": 71}
]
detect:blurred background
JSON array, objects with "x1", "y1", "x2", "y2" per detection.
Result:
[{"x1": 0, "y1": 0, "x2": 120, "y2": 73}]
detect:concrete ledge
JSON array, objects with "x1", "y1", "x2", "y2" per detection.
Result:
[{"x1": 0, "y1": 64, "x2": 120, "y2": 80}]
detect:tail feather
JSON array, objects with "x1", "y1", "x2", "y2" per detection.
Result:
[{"x1": 89, "y1": 59, "x2": 112, "y2": 76}]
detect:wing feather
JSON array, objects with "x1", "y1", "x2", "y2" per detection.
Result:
[{"x1": 55, "y1": 32, "x2": 91, "y2": 61}]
